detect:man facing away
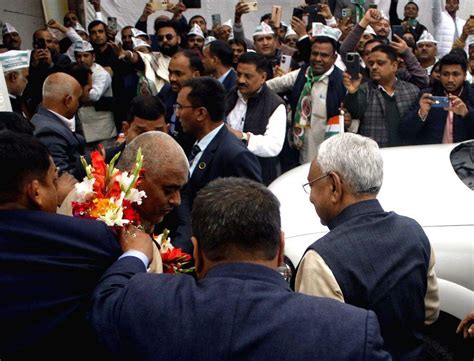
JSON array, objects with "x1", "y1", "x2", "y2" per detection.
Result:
[
  {"x1": 0, "y1": 131, "x2": 121, "y2": 359},
  {"x1": 293, "y1": 133, "x2": 439, "y2": 361},
  {"x1": 91, "y1": 177, "x2": 392, "y2": 361}
]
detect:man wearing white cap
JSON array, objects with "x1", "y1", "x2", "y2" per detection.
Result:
[
  {"x1": 253, "y1": 22, "x2": 298, "y2": 80},
  {"x1": 372, "y1": 12, "x2": 391, "y2": 42},
  {"x1": 2, "y1": 23, "x2": 21, "y2": 51},
  {"x1": 74, "y1": 40, "x2": 117, "y2": 150},
  {"x1": 415, "y1": 31, "x2": 439, "y2": 75},
  {"x1": 0, "y1": 50, "x2": 29, "y2": 114},
  {"x1": 186, "y1": 24, "x2": 205, "y2": 53},
  {"x1": 432, "y1": 0, "x2": 466, "y2": 58}
]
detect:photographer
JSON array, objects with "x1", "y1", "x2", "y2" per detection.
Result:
[{"x1": 401, "y1": 52, "x2": 474, "y2": 144}]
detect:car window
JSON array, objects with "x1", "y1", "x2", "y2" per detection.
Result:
[{"x1": 450, "y1": 140, "x2": 474, "y2": 191}]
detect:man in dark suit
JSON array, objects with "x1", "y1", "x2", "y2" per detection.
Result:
[
  {"x1": 0, "y1": 131, "x2": 121, "y2": 360},
  {"x1": 31, "y1": 72, "x2": 86, "y2": 174},
  {"x1": 171, "y1": 77, "x2": 262, "y2": 252},
  {"x1": 202, "y1": 40, "x2": 237, "y2": 92},
  {"x1": 401, "y1": 52, "x2": 474, "y2": 144},
  {"x1": 293, "y1": 133, "x2": 439, "y2": 360},
  {"x1": 91, "y1": 177, "x2": 391, "y2": 361}
]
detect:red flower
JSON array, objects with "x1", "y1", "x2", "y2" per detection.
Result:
[
  {"x1": 91, "y1": 146, "x2": 106, "y2": 177},
  {"x1": 105, "y1": 179, "x2": 122, "y2": 199},
  {"x1": 122, "y1": 199, "x2": 141, "y2": 225}
]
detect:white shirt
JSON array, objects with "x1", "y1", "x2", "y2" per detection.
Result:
[
  {"x1": 189, "y1": 123, "x2": 224, "y2": 176},
  {"x1": 226, "y1": 89, "x2": 286, "y2": 157},
  {"x1": 48, "y1": 109, "x2": 76, "y2": 132},
  {"x1": 89, "y1": 63, "x2": 112, "y2": 102}
]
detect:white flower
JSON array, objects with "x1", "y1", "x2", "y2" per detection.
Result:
[
  {"x1": 73, "y1": 177, "x2": 96, "y2": 202},
  {"x1": 99, "y1": 206, "x2": 130, "y2": 227},
  {"x1": 125, "y1": 188, "x2": 147, "y2": 205},
  {"x1": 116, "y1": 172, "x2": 133, "y2": 192}
]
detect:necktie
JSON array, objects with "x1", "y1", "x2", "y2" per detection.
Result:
[{"x1": 188, "y1": 144, "x2": 201, "y2": 166}]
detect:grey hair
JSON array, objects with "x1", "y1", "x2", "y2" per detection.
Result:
[
  {"x1": 42, "y1": 72, "x2": 77, "y2": 100},
  {"x1": 316, "y1": 133, "x2": 383, "y2": 194},
  {"x1": 117, "y1": 131, "x2": 188, "y2": 175}
]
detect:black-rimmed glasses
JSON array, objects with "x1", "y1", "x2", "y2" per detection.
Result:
[
  {"x1": 173, "y1": 104, "x2": 195, "y2": 115},
  {"x1": 157, "y1": 33, "x2": 175, "y2": 42}
]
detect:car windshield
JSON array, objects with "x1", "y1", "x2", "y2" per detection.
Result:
[{"x1": 450, "y1": 140, "x2": 474, "y2": 191}]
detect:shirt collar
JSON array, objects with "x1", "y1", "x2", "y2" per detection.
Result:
[
  {"x1": 47, "y1": 109, "x2": 76, "y2": 132},
  {"x1": 217, "y1": 68, "x2": 233, "y2": 83},
  {"x1": 377, "y1": 78, "x2": 398, "y2": 97},
  {"x1": 196, "y1": 123, "x2": 224, "y2": 153}
]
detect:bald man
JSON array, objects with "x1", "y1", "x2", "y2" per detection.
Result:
[{"x1": 31, "y1": 72, "x2": 86, "y2": 174}]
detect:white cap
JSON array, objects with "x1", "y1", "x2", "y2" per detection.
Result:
[
  {"x1": 132, "y1": 37, "x2": 151, "y2": 50},
  {"x1": 284, "y1": 26, "x2": 297, "y2": 39},
  {"x1": 364, "y1": 25, "x2": 376, "y2": 36},
  {"x1": 74, "y1": 23, "x2": 87, "y2": 34},
  {"x1": 253, "y1": 22, "x2": 274, "y2": 37},
  {"x1": 131, "y1": 28, "x2": 149, "y2": 39},
  {"x1": 2, "y1": 23, "x2": 18, "y2": 36},
  {"x1": 187, "y1": 23, "x2": 204, "y2": 39},
  {"x1": 417, "y1": 30, "x2": 438, "y2": 45},
  {"x1": 205, "y1": 36, "x2": 217, "y2": 45},
  {"x1": 312, "y1": 22, "x2": 342, "y2": 42},
  {"x1": 280, "y1": 21, "x2": 289, "y2": 29},
  {"x1": 468, "y1": 35, "x2": 474, "y2": 48},
  {"x1": 379, "y1": 11, "x2": 389, "y2": 22},
  {"x1": 222, "y1": 19, "x2": 233, "y2": 28},
  {"x1": 0, "y1": 50, "x2": 30, "y2": 71},
  {"x1": 73, "y1": 40, "x2": 94, "y2": 53}
]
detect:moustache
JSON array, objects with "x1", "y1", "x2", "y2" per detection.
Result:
[{"x1": 237, "y1": 83, "x2": 247, "y2": 88}]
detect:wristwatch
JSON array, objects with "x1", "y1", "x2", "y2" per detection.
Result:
[{"x1": 241, "y1": 132, "x2": 249, "y2": 145}]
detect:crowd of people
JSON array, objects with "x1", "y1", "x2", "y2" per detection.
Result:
[{"x1": 0, "y1": 0, "x2": 473, "y2": 359}]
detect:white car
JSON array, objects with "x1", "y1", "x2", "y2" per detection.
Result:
[{"x1": 270, "y1": 142, "x2": 473, "y2": 348}]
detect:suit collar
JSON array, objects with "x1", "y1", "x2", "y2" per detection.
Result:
[
  {"x1": 190, "y1": 125, "x2": 228, "y2": 184},
  {"x1": 204, "y1": 262, "x2": 291, "y2": 291},
  {"x1": 328, "y1": 199, "x2": 383, "y2": 230}
]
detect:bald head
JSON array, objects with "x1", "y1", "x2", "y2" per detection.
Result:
[
  {"x1": 42, "y1": 73, "x2": 82, "y2": 118},
  {"x1": 118, "y1": 131, "x2": 189, "y2": 227},
  {"x1": 118, "y1": 131, "x2": 188, "y2": 176}
]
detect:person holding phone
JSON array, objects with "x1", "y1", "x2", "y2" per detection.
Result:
[
  {"x1": 389, "y1": 0, "x2": 428, "y2": 42},
  {"x1": 401, "y1": 52, "x2": 474, "y2": 144}
]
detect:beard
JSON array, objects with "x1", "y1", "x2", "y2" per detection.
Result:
[{"x1": 161, "y1": 44, "x2": 179, "y2": 57}]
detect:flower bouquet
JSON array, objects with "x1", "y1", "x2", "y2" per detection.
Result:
[
  {"x1": 71, "y1": 146, "x2": 146, "y2": 228},
  {"x1": 153, "y1": 229, "x2": 195, "y2": 274}
]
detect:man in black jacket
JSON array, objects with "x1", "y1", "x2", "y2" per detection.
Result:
[
  {"x1": 226, "y1": 53, "x2": 285, "y2": 185},
  {"x1": 401, "y1": 52, "x2": 474, "y2": 144}
]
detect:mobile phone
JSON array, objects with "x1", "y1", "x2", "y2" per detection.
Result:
[
  {"x1": 392, "y1": 25, "x2": 404, "y2": 41},
  {"x1": 369, "y1": 4, "x2": 378, "y2": 9},
  {"x1": 346, "y1": 52, "x2": 360, "y2": 80},
  {"x1": 107, "y1": 17, "x2": 117, "y2": 32},
  {"x1": 240, "y1": 0, "x2": 258, "y2": 12},
  {"x1": 36, "y1": 38, "x2": 47, "y2": 49},
  {"x1": 149, "y1": 0, "x2": 168, "y2": 11},
  {"x1": 272, "y1": 6, "x2": 282, "y2": 28},
  {"x1": 430, "y1": 96, "x2": 449, "y2": 108},
  {"x1": 341, "y1": 8, "x2": 352, "y2": 19},
  {"x1": 211, "y1": 14, "x2": 221, "y2": 28},
  {"x1": 280, "y1": 54, "x2": 292, "y2": 73},
  {"x1": 182, "y1": 0, "x2": 201, "y2": 9},
  {"x1": 292, "y1": 7, "x2": 305, "y2": 20}
]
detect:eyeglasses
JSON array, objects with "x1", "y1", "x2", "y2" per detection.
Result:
[
  {"x1": 173, "y1": 104, "x2": 195, "y2": 114},
  {"x1": 157, "y1": 33, "x2": 175, "y2": 42},
  {"x1": 302, "y1": 173, "x2": 329, "y2": 194}
]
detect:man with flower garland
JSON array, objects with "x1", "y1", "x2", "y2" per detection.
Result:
[
  {"x1": 266, "y1": 31, "x2": 347, "y2": 164},
  {"x1": 91, "y1": 177, "x2": 391, "y2": 361},
  {"x1": 0, "y1": 131, "x2": 121, "y2": 359}
]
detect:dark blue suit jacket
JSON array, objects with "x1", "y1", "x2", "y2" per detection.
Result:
[
  {"x1": 222, "y1": 68, "x2": 237, "y2": 93},
  {"x1": 171, "y1": 125, "x2": 262, "y2": 252},
  {"x1": 32, "y1": 107, "x2": 85, "y2": 174},
  {"x1": 0, "y1": 210, "x2": 121, "y2": 359},
  {"x1": 400, "y1": 82, "x2": 474, "y2": 144},
  {"x1": 92, "y1": 258, "x2": 391, "y2": 361}
]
